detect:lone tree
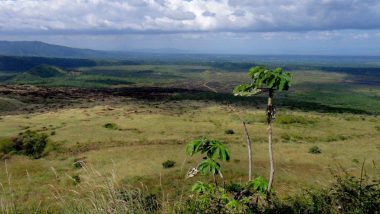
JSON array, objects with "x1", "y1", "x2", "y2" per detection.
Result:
[{"x1": 233, "y1": 66, "x2": 292, "y2": 194}]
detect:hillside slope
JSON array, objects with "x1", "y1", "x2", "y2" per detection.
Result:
[{"x1": 0, "y1": 41, "x2": 118, "y2": 59}]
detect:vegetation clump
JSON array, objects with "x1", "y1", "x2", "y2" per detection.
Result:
[
  {"x1": 224, "y1": 129, "x2": 235, "y2": 135},
  {"x1": 184, "y1": 138, "x2": 271, "y2": 213},
  {"x1": 309, "y1": 146, "x2": 322, "y2": 154},
  {"x1": 0, "y1": 130, "x2": 51, "y2": 159},
  {"x1": 28, "y1": 64, "x2": 67, "y2": 78},
  {"x1": 73, "y1": 157, "x2": 86, "y2": 169},
  {"x1": 103, "y1": 123, "x2": 120, "y2": 130},
  {"x1": 279, "y1": 173, "x2": 380, "y2": 214},
  {"x1": 71, "y1": 175, "x2": 81, "y2": 185},
  {"x1": 162, "y1": 160, "x2": 175, "y2": 169}
]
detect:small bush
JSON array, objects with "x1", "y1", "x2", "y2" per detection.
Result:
[
  {"x1": 224, "y1": 129, "x2": 235, "y2": 135},
  {"x1": 0, "y1": 138, "x2": 14, "y2": 154},
  {"x1": 103, "y1": 123, "x2": 119, "y2": 130},
  {"x1": 143, "y1": 194, "x2": 160, "y2": 212},
  {"x1": 281, "y1": 133, "x2": 304, "y2": 143},
  {"x1": 309, "y1": 146, "x2": 321, "y2": 154},
  {"x1": 2, "y1": 130, "x2": 51, "y2": 159},
  {"x1": 71, "y1": 175, "x2": 81, "y2": 185},
  {"x1": 73, "y1": 157, "x2": 86, "y2": 169},
  {"x1": 162, "y1": 160, "x2": 175, "y2": 169},
  {"x1": 277, "y1": 173, "x2": 380, "y2": 214}
]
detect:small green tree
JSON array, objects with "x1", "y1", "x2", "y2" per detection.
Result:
[
  {"x1": 186, "y1": 137, "x2": 230, "y2": 187},
  {"x1": 233, "y1": 66, "x2": 292, "y2": 194},
  {"x1": 185, "y1": 138, "x2": 270, "y2": 212}
]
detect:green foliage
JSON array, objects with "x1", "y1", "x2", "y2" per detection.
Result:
[
  {"x1": 0, "y1": 138, "x2": 14, "y2": 154},
  {"x1": 162, "y1": 160, "x2": 175, "y2": 169},
  {"x1": 186, "y1": 137, "x2": 230, "y2": 161},
  {"x1": 275, "y1": 173, "x2": 380, "y2": 214},
  {"x1": 14, "y1": 131, "x2": 49, "y2": 158},
  {"x1": 0, "y1": 55, "x2": 97, "y2": 72},
  {"x1": 191, "y1": 181, "x2": 215, "y2": 194},
  {"x1": 224, "y1": 129, "x2": 235, "y2": 134},
  {"x1": 71, "y1": 175, "x2": 81, "y2": 185},
  {"x1": 331, "y1": 174, "x2": 380, "y2": 213},
  {"x1": 28, "y1": 64, "x2": 67, "y2": 78},
  {"x1": 246, "y1": 176, "x2": 269, "y2": 194},
  {"x1": 142, "y1": 194, "x2": 161, "y2": 212},
  {"x1": 117, "y1": 189, "x2": 160, "y2": 213},
  {"x1": 185, "y1": 140, "x2": 270, "y2": 213},
  {"x1": 186, "y1": 137, "x2": 230, "y2": 178},
  {"x1": 198, "y1": 159, "x2": 221, "y2": 175},
  {"x1": 1, "y1": 130, "x2": 51, "y2": 159},
  {"x1": 185, "y1": 178, "x2": 270, "y2": 213},
  {"x1": 103, "y1": 123, "x2": 119, "y2": 130},
  {"x1": 73, "y1": 158, "x2": 85, "y2": 169},
  {"x1": 309, "y1": 146, "x2": 322, "y2": 154},
  {"x1": 182, "y1": 172, "x2": 380, "y2": 213},
  {"x1": 277, "y1": 114, "x2": 316, "y2": 125},
  {"x1": 233, "y1": 66, "x2": 292, "y2": 96}
]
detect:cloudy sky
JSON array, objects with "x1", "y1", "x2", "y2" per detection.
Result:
[{"x1": 1, "y1": 0, "x2": 380, "y2": 55}]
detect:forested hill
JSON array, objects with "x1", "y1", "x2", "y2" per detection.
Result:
[
  {"x1": 0, "y1": 55, "x2": 98, "y2": 72},
  {"x1": 0, "y1": 41, "x2": 117, "y2": 59}
]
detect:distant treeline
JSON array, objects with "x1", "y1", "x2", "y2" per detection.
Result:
[
  {"x1": 0, "y1": 55, "x2": 142, "y2": 72},
  {"x1": 1, "y1": 54, "x2": 380, "y2": 77},
  {"x1": 0, "y1": 56, "x2": 97, "y2": 72},
  {"x1": 208, "y1": 61, "x2": 380, "y2": 76}
]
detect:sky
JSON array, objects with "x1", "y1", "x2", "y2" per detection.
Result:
[{"x1": 1, "y1": 0, "x2": 380, "y2": 55}]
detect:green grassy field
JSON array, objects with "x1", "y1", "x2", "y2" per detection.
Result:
[{"x1": 0, "y1": 98, "x2": 379, "y2": 211}]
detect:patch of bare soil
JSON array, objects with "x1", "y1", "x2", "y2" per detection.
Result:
[{"x1": 0, "y1": 84, "x2": 205, "y2": 114}]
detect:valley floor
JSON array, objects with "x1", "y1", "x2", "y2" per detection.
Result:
[{"x1": 0, "y1": 88, "x2": 379, "y2": 211}]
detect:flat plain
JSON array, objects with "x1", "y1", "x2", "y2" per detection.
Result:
[{"x1": 0, "y1": 60, "x2": 380, "y2": 211}]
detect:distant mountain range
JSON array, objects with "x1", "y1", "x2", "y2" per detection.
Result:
[
  {"x1": 0, "y1": 41, "x2": 114, "y2": 59},
  {"x1": 0, "y1": 41, "x2": 191, "y2": 59}
]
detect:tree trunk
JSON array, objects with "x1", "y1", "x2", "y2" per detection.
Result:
[
  {"x1": 243, "y1": 121, "x2": 253, "y2": 181},
  {"x1": 267, "y1": 90, "x2": 275, "y2": 195}
]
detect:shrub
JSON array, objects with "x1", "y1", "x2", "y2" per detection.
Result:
[
  {"x1": 309, "y1": 146, "x2": 321, "y2": 154},
  {"x1": 331, "y1": 173, "x2": 380, "y2": 213},
  {"x1": 103, "y1": 123, "x2": 119, "y2": 130},
  {"x1": 143, "y1": 194, "x2": 160, "y2": 212},
  {"x1": 0, "y1": 138, "x2": 14, "y2": 154},
  {"x1": 73, "y1": 157, "x2": 85, "y2": 169},
  {"x1": 10, "y1": 130, "x2": 51, "y2": 159},
  {"x1": 180, "y1": 177, "x2": 270, "y2": 213},
  {"x1": 224, "y1": 129, "x2": 235, "y2": 135},
  {"x1": 71, "y1": 175, "x2": 81, "y2": 185},
  {"x1": 162, "y1": 160, "x2": 175, "y2": 169},
  {"x1": 275, "y1": 172, "x2": 380, "y2": 214}
]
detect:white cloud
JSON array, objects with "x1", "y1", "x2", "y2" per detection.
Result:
[
  {"x1": 352, "y1": 33, "x2": 369, "y2": 40},
  {"x1": 0, "y1": 0, "x2": 380, "y2": 34},
  {"x1": 316, "y1": 31, "x2": 341, "y2": 40}
]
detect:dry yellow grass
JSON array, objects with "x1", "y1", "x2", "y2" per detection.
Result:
[{"x1": 0, "y1": 99, "x2": 379, "y2": 209}]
